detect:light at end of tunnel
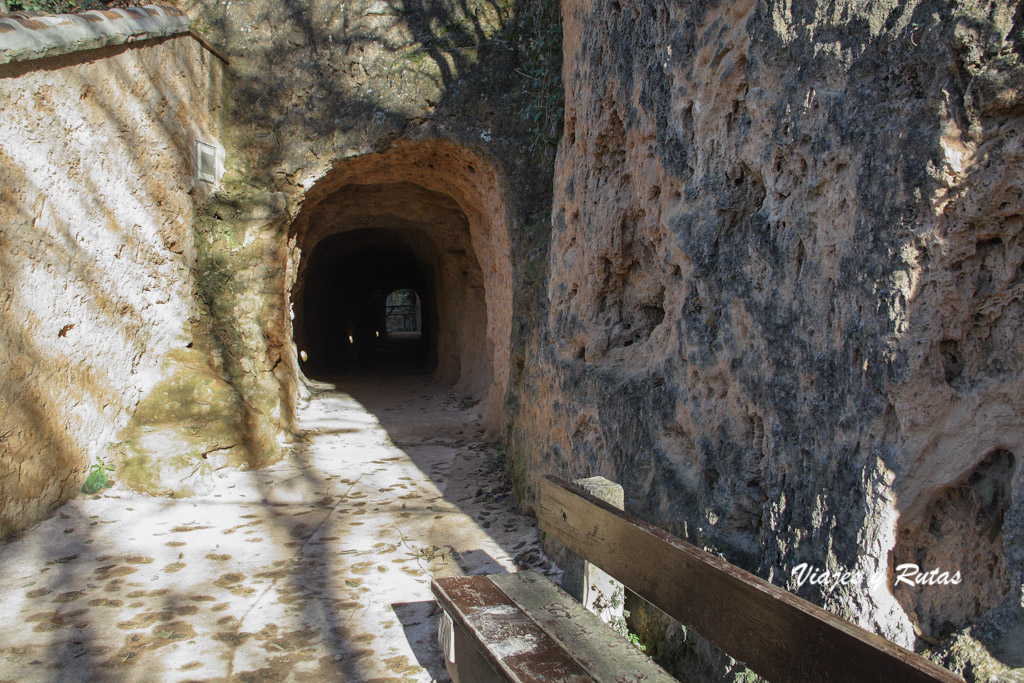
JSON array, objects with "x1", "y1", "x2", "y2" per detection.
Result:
[
  {"x1": 300, "y1": 350, "x2": 308, "y2": 362},
  {"x1": 348, "y1": 335, "x2": 354, "y2": 344},
  {"x1": 376, "y1": 331, "x2": 380, "y2": 338}
]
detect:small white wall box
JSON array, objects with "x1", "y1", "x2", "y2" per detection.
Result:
[{"x1": 196, "y1": 140, "x2": 218, "y2": 183}]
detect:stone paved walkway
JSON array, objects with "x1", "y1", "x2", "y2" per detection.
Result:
[{"x1": 0, "y1": 375, "x2": 550, "y2": 682}]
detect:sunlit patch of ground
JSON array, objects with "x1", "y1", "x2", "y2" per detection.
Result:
[{"x1": 0, "y1": 376, "x2": 553, "y2": 682}]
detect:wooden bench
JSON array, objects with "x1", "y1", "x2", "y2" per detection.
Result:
[{"x1": 431, "y1": 475, "x2": 963, "y2": 682}]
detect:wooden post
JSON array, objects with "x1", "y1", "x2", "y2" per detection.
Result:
[
  {"x1": 559, "y1": 476, "x2": 627, "y2": 629},
  {"x1": 438, "y1": 611, "x2": 504, "y2": 683}
]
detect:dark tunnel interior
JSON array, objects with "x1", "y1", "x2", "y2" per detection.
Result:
[
  {"x1": 290, "y1": 177, "x2": 495, "y2": 404},
  {"x1": 299, "y1": 230, "x2": 436, "y2": 376}
]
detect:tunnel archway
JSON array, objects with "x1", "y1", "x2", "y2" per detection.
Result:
[
  {"x1": 285, "y1": 139, "x2": 513, "y2": 430},
  {"x1": 301, "y1": 232, "x2": 434, "y2": 375}
]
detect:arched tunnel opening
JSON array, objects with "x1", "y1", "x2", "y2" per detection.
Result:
[
  {"x1": 285, "y1": 141, "x2": 513, "y2": 430},
  {"x1": 293, "y1": 183, "x2": 488, "y2": 387},
  {"x1": 300, "y1": 232, "x2": 435, "y2": 376}
]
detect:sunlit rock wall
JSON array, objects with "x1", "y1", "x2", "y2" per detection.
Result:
[
  {"x1": 0, "y1": 35, "x2": 225, "y2": 536},
  {"x1": 508, "y1": 0, "x2": 1024, "y2": 678}
]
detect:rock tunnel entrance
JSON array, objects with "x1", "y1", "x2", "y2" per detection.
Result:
[
  {"x1": 286, "y1": 140, "x2": 512, "y2": 430},
  {"x1": 299, "y1": 230, "x2": 435, "y2": 375}
]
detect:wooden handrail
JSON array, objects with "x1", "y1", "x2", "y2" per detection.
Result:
[{"x1": 538, "y1": 475, "x2": 962, "y2": 683}]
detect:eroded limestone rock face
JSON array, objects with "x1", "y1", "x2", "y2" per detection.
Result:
[
  {"x1": 0, "y1": 36, "x2": 226, "y2": 534},
  {"x1": 505, "y1": 0, "x2": 1024, "y2": 677}
]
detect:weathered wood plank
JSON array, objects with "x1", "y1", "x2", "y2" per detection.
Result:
[
  {"x1": 432, "y1": 575, "x2": 594, "y2": 683},
  {"x1": 539, "y1": 475, "x2": 962, "y2": 683},
  {"x1": 491, "y1": 570, "x2": 676, "y2": 683}
]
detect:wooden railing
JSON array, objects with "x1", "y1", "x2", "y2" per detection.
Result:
[{"x1": 539, "y1": 475, "x2": 962, "y2": 683}]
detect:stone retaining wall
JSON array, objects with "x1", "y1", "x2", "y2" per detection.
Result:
[{"x1": 0, "y1": 7, "x2": 225, "y2": 538}]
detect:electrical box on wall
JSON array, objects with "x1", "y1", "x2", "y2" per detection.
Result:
[{"x1": 195, "y1": 139, "x2": 218, "y2": 184}]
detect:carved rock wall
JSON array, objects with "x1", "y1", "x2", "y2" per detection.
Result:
[
  {"x1": 0, "y1": 34, "x2": 224, "y2": 535},
  {"x1": 506, "y1": 0, "x2": 1024, "y2": 676},
  {"x1": 174, "y1": 0, "x2": 539, "y2": 436}
]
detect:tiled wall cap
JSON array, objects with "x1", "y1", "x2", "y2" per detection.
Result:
[{"x1": 0, "y1": 4, "x2": 189, "y2": 65}]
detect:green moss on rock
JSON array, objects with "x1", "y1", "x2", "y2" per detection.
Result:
[{"x1": 114, "y1": 348, "x2": 253, "y2": 495}]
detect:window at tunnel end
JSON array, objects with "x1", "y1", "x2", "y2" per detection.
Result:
[{"x1": 385, "y1": 289, "x2": 422, "y2": 338}]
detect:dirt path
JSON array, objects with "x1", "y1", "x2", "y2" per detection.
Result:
[{"x1": 0, "y1": 375, "x2": 551, "y2": 682}]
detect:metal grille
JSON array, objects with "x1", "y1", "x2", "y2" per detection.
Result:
[{"x1": 386, "y1": 289, "x2": 419, "y2": 333}]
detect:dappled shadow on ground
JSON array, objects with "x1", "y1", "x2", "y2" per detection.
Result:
[
  {"x1": 0, "y1": 376, "x2": 552, "y2": 681},
  {"x1": 393, "y1": 600, "x2": 451, "y2": 681}
]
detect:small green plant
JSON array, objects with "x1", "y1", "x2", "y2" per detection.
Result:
[
  {"x1": 82, "y1": 458, "x2": 114, "y2": 494},
  {"x1": 510, "y1": 0, "x2": 564, "y2": 163},
  {"x1": 592, "y1": 586, "x2": 647, "y2": 652},
  {"x1": 192, "y1": 18, "x2": 212, "y2": 36}
]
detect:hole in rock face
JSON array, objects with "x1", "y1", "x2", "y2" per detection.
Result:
[
  {"x1": 940, "y1": 339, "x2": 964, "y2": 385},
  {"x1": 893, "y1": 449, "x2": 1016, "y2": 641}
]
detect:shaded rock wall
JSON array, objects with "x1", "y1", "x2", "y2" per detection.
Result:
[
  {"x1": 0, "y1": 34, "x2": 225, "y2": 534},
  {"x1": 177, "y1": 0, "x2": 555, "y2": 435},
  {"x1": 505, "y1": 0, "x2": 1024, "y2": 677}
]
